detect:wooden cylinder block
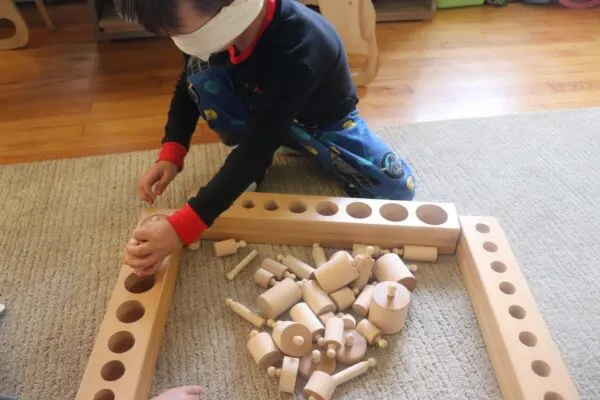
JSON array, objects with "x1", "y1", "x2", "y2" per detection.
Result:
[
  {"x1": 368, "y1": 281, "x2": 411, "y2": 334},
  {"x1": 254, "y1": 267, "x2": 278, "y2": 288},
  {"x1": 271, "y1": 320, "x2": 312, "y2": 357},
  {"x1": 323, "y1": 316, "x2": 344, "y2": 358},
  {"x1": 213, "y1": 238, "x2": 246, "y2": 256},
  {"x1": 303, "y1": 371, "x2": 336, "y2": 400},
  {"x1": 257, "y1": 278, "x2": 302, "y2": 319},
  {"x1": 356, "y1": 319, "x2": 387, "y2": 348},
  {"x1": 299, "y1": 347, "x2": 336, "y2": 379},
  {"x1": 299, "y1": 279, "x2": 336, "y2": 315},
  {"x1": 260, "y1": 257, "x2": 295, "y2": 280},
  {"x1": 278, "y1": 254, "x2": 315, "y2": 280},
  {"x1": 312, "y1": 243, "x2": 328, "y2": 268},
  {"x1": 313, "y1": 251, "x2": 359, "y2": 293},
  {"x1": 329, "y1": 287, "x2": 356, "y2": 311},
  {"x1": 351, "y1": 249, "x2": 375, "y2": 291},
  {"x1": 372, "y1": 253, "x2": 417, "y2": 292},
  {"x1": 267, "y1": 355, "x2": 299, "y2": 393},
  {"x1": 290, "y1": 302, "x2": 325, "y2": 341},
  {"x1": 247, "y1": 330, "x2": 282, "y2": 369},
  {"x1": 336, "y1": 330, "x2": 367, "y2": 365},
  {"x1": 337, "y1": 313, "x2": 356, "y2": 330},
  {"x1": 318, "y1": 311, "x2": 336, "y2": 325},
  {"x1": 402, "y1": 245, "x2": 438, "y2": 262},
  {"x1": 352, "y1": 283, "x2": 376, "y2": 317}
]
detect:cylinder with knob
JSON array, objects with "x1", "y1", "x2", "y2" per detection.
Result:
[
  {"x1": 256, "y1": 278, "x2": 302, "y2": 319},
  {"x1": 356, "y1": 319, "x2": 387, "y2": 349},
  {"x1": 312, "y1": 243, "x2": 328, "y2": 268},
  {"x1": 290, "y1": 302, "x2": 326, "y2": 345},
  {"x1": 323, "y1": 316, "x2": 344, "y2": 358},
  {"x1": 352, "y1": 282, "x2": 377, "y2": 317},
  {"x1": 303, "y1": 358, "x2": 377, "y2": 400},
  {"x1": 277, "y1": 254, "x2": 315, "y2": 280},
  {"x1": 267, "y1": 355, "x2": 299, "y2": 393},
  {"x1": 246, "y1": 330, "x2": 282, "y2": 369},
  {"x1": 368, "y1": 281, "x2": 411, "y2": 334},
  {"x1": 313, "y1": 251, "x2": 359, "y2": 293},
  {"x1": 298, "y1": 279, "x2": 336, "y2": 315},
  {"x1": 260, "y1": 257, "x2": 296, "y2": 280},
  {"x1": 269, "y1": 320, "x2": 312, "y2": 357},
  {"x1": 372, "y1": 252, "x2": 417, "y2": 292},
  {"x1": 253, "y1": 267, "x2": 278, "y2": 288},
  {"x1": 213, "y1": 238, "x2": 246, "y2": 257}
]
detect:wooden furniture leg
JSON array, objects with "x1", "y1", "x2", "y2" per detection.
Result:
[
  {"x1": 0, "y1": 0, "x2": 29, "y2": 50},
  {"x1": 33, "y1": 0, "x2": 55, "y2": 31}
]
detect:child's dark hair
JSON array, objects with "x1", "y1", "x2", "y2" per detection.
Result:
[{"x1": 114, "y1": 0, "x2": 233, "y2": 35}]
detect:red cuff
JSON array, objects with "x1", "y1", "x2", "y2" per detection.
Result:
[
  {"x1": 167, "y1": 203, "x2": 208, "y2": 245},
  {"x1": 157, "y1": 142, "x2": 188, "y2": 171}
]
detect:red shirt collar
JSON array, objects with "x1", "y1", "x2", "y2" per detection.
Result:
[{"x1": 228, "y1": 0, "x2": 276, "y2": 65}]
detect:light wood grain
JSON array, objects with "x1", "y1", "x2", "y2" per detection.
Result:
[{"x1": 1, "y1": 3, "x2": 600, "y2": 164}]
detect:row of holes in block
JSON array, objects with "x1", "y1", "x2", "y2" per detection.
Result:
[
  {"x1": 476, "y1": 223, "x2": 563, "y2": 400},
  {"x1": 239, "y1": 198, "x2": 450, "y2": 226},
  {"x1": 92, "y1": 273, "x2": 158, "y2": 400}
]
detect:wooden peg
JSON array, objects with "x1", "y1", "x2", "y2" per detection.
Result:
[
  {"x1": 254, "y1": 267, "x2": 278, "y2": 288},
  {"x1": 247, "y1": 330, "x2": 282, "y2": 369},
  {"x1": 269, "y1": 320, "x2": 313, "y2": 357},
  {"x1": 313, "y1": 251, "x2": 359, "y2": 293},
  {"x1": 0, "y1": 303, "x2": 5, "y2": 316},
  {"x1": 336, "y1": 330, "x2": 367, "y2": 365},
  {"x1": 299, "y1": 347, "x2": 336, "y2": 379},
  {"x1": 329, "y1": 287, "x2": 357, "y2": 311},
  {"x1": 257, "y1": 278, "x2": 303, "y2": 319},
  {"x1": 351, "y1": 247, "x2": 375, "y2": 291},
  {"x1": 303, "y1": 358, "x2": 377, "y2": 400},
  {"x1": 356, "y1": 319, "x2": 387, "y2": 349},
  {"x1": 352, "y1": 282, "x2": 376, "y2": 317},
  {"x1": 260, "y1": 257, "x2": 296, "y2": 280},
  {"x1": 318, "y1": 311, "x2": 336, "y2": 325},
  {"x1": 369, "y1": 282, "x2": 411, "y2": 334},
  {"x1": 312, "y1": 243, "x2": 328, "y2": 268},
  {"x1": 298, "y1": 279, "x2": 336, "y2": 315},
  {"x1": 352, "y1": 244, "x2": 385, "y2": 258},
  {"x1": 289, "y1": 302, "x2": 326, "y2": 346},
  {"x1": 277, "y1": 254, "x2": 315, "y2": 280},
  {"x1": 372, "y1": 252, "x2": 417, "y2": 292},
  {"x1": 323, "y1": 316, "x2": 344, "y2": 358},
  {"x1": 225, "y1": 298, "x2": 265, "y2": 329},
  {"x1": 226, "y1": 249, "x2": 258, "y2": 281},
  {"x1": 336, "y1": 313, "x2": 356, "y2": 330},
  {"x1": 213, "y1": 238, "x2": 247, "y2": 257},
  {"x1": 267, "y1": 356, "x2": 299, "y2": 393}
]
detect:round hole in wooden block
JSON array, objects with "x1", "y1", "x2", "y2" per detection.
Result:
[
  {"x1": 116, "y1": 300, "x2": 145, "y2": 323},
  {"x1": 544, "y1": 392, "x2": 564, "y2": 400},
  {"x1": 108, "y1": 331, "x2": 135, "y2": 353},
  {"x1": 509, "y1": 305, "x2": 526, "y2": 319},
  {"x1": 93, "y1": 389, "x2": 115, "y2": 400},
  {"x1": 519, "y1": 331, "x2": 537, "y2": 347},
  {"x1": 499, "y1": 281, "x2": 516, "y2": 294},
  {"x1": 242, "y1": 199, "x2": 255, "y2": 209},
  {"x1": 483, "y1": 241, "x2": 498, "y2": 252},
  {"x1": 476, "y1": 223, "x2": 490, "y2": 233},
  {"x1": 124, "y1": 273, "x2": 155, "y2": 294},
  {"x1": 379, "y1": 203, "x2": 408, "y2": 222},
  {"x1": 491, "y1": 261, "x2": 507, "y2": 273},
  {"x1": 264, "y1": 200, "x2": 279, "y2": 211},
  {"x1": 415, "y1": 204, "x2": 448, "y2": 225},
  {"x1": 100, "y1": 360, "x2": 125, "y2": 381},
  {"x1": 346, "y1": 202, "x2": 372, "y2": 219},
  {"x1": 315, "y1": 201, "x2": 339, "y2": 216},
  {"x1": 532, "y1": 360, "x2": 551, "y2": 377},
  {"x1": 288, "y1": 201, "x2": 307, "y2": 214}
]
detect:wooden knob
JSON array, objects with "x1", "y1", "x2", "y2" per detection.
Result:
[
  {"x1": 293, "y1": 336, "x2": 305, "y2": 346},
  {"x1": 311, "y1": 349, "x2": 321, "y2": 363},
  {"x1": 387, "y1": 285, "x2": 397, "y2": 298}
]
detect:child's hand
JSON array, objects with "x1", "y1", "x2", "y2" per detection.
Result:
[
  {"x1": 150, "y1": 385, "x2": 205, "y2": 400},
  {"x1": 124, "y1": 216, "x2": 183, "y2": 276},
  {"x1": 138, "y1": 161, "x2": 179, "y2": 203}
]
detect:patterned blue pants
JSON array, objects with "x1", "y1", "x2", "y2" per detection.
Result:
[{"x1": 186, "y1": 63, "x2": 415, "y2": 201}]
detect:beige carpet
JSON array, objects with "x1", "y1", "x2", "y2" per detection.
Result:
[{"x1": 1, "y1": 107, "x2": 599, "y2": 399}]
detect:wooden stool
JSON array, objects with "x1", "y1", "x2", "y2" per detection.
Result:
[{"x1": 0, "y1": 0, "x2": 55, "y2": 50}]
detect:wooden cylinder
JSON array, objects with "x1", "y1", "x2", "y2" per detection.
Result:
[
  {"x1": 402, "y1": 245, "x2": 438, "y2": 262},
  {"x1": 267, "y1": 356, "x2": 299, "y2": 393},
  {"x1": 254, "y1": 267, "x2": 278, "y2": 288},
  {"x1": 312, "y1": 243, "x2": 328, "y2": 268},
  {"x1": 256, "y1": 278, "x2": 302, "y2": 319},
  {"x1": 271, "y1": 320, "x2": 313, "y2": 357},
  {"x1": 332, "y1": 357, "x2": 376, "y2": 386},
  {"x1": 352, "y1": 283, "x2": 376, "y2": 317},
  {"x1": 318, "y1": 311, "x2": 336, "y2": 325},
  {"x1": 213, "y1": 238, "x2": 246, "y2": 256},
  {"x1": 329, "y1": 287, "x2": 356, "y2": 311},
  {"x1": 225, "y1": 298, "x2": 265, "y2": 329},
  {"x1": 372, "y1": 253, "x2": 417, "y2": 292},
  {"x1": 336, "y1": 330, "x2": 367, "y2": 365},
  {"x1": 278, "y1": 254, "x2": 315, "y2": 280},
  {"x1": 351, "y1": 249, "x2": 375, "y2": 291},
  {"x1": 303, "y1": 371, "x2": 336, "y2": 400},
  {"x1": 260, "y1": 257, "x2": 294, "y2": 280},
  {"x1": 299, "y1": 347, "x2": 336, "y2": 379},
  {"x1": 356, "y1": 319, "x2": 387, "y2": 348},
  {"x1": 337, "y1": 313, "x2": 356, "y2": 330},
  {"x1": 368, "y1": 281, "x2": 411, "y2": 334},
  {"x1": 323, "y1": 316, "x2": 344, "y2": 358},
  {"x1": 290, "y1": 302, "x2": 325, "y2": 340},
  {"x1": 313, "y1": 251, "x2": 359, "y2": 293},
  {"x1": 247, "y1": 330, "x2": 282, "y2": 369},
  {"x1": 299, "y1": 279, "x2": 336, "y2": 315}
]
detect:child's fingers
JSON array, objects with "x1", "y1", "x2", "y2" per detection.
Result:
[
  {"x1": 123, "y1": 253, "x2": 160, "y2": 270},
  {"x1": 126, "y1": 241, "x2": 152, "y2": 257},
  {"x1": 183, "y1": 385, "x2": 206, "y2": 395}
]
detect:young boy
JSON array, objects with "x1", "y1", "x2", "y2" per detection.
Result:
[{"x1": 119, "y1": 0, "x2": 415, "y2": 275}]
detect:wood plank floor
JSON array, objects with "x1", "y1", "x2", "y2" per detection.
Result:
[{"x1": 1, "y1": 2, "x2": 600, "y2": 164}]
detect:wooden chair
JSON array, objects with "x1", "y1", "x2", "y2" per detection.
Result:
[{"x1": 0, "y1": 0, "x2": 55, "y2": 50}]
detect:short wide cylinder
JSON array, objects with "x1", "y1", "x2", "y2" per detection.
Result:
[
  {"x1": 368, "y1": 281, "x2": 411, "y2": 334},
  {"x1": 303, "y1": 370, "x2": 336, "y2": 400}
]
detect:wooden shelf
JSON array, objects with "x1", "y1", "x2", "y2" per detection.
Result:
[{"x1": 374, "y1": 0, "x2": 436, "y2": 22}]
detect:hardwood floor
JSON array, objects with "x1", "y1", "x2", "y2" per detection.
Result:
[{"x1": 1, "y1": 2, "x2": 599, "y2": 164}]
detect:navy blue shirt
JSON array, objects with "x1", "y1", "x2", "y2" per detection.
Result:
[{"x1": 164, "y1": 0, "x2": 358, "y2": 226}]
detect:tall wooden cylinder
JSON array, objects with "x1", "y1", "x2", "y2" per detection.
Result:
[
  {"x1": 372, "y1": 253, "x2": 416, "y2": 292},
  {"x1": 368, "y1": 281, "x2": 411, "y2": 334},
  {"x1": 313, "y1": 251, "x2": 359, "y2": 293},
  {"x1": 256, "y1": 278, "x2": 302, "y2": 319}
]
